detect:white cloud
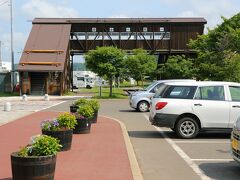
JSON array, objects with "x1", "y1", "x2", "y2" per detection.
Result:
[
  {"x1": 21, "y1": 0, "x2": 79, "y2": 18},
  {"x1": 176, "y1": 0, "x2": 239, "y2": 30}
]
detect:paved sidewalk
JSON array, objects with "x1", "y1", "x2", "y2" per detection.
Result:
[
  {"x1": 0, "y1": 111, "x2": 134, "y2": 180},
  {"x1": 0, "y1": 95, "x2": 83, "y2": 126}
]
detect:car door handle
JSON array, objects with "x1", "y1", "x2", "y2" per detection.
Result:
[
  {"x1": 232, "y1": 105, "x2": 240, "y2": 108},
  {"x1": 194, "y1": 103, "x2": 202, "y2": 106}
]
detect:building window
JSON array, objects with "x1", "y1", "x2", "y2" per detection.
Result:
[
  {"x1": 126, "y1": 27, "x2": 131, "y2": 32},
  {"x1": 92, "y1": 27, "x2": 96, "y2": 32},
  {"x1": 109, "y1": 27, "x2": 114, "y2": 32},
  {"x1": 160, "y1": 27, "x2": 164, "y2": 32},
  {"x1": 143, "y1": 27, "x2": 148, "y2": 32}
]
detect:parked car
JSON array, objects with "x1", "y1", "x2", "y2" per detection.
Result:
[
  {"x1": 231, "y1": 117, "x2": 240, "y2": 163},
  {"x1": 149, "y1": 81, "x2": 240, "y2": 138},
  {"x1": 129, "y1": 79, "x2": 195, "y2": 112}
]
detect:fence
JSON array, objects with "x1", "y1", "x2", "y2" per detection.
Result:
[{"x1": 0, "y1": 72, "x2": 11, "y2": 92}]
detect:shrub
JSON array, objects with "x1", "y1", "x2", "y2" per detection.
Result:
[
  {"x1": 57, "y1": 112, "x2": 77, "y2": 130},
  {"x1": 74, "y1": 98, "x2": 88, "y2": 106},
  {"x1": 88, "y1": 99, "x2": 100, "y2": 111},
  {"x1": 41, "y1": 112, "x2": 77, "y2": 131},
  {"x1": 17, "y1": 135, "x2": 61, "y2": 157},
  {"x1": 76, "y1": 104, "x2": 94, "y2": 119}
]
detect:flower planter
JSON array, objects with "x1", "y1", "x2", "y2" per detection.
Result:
[
  {"x1": 91, "y1": 110, "x2": 98, "y2": 123},
  {"x1": 70, "y1": 105, "x2": 78, "y2": 113},
  {"x1": 73, "y1": 118, "x2": 91, "y2": 134},
  {"x1": 42, "y1": 129, "x2": 73, "y2": 151},
  {"x1": 11, "y1": 153, "x2": 56, "y2": 180}
]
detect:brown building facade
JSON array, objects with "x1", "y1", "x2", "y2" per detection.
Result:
[{"x1": 18, "y1": 18, "x2": 206, "y2": 95}]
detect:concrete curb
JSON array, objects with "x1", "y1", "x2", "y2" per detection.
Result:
[
  {"x1": 100, "y1": 115, "x2": 143, "y2": 180},
  {"x1": 0, "y1": 95, "x2": 91, "y2": 102}
]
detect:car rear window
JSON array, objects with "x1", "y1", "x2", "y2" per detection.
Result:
[{"x1": 161, "y1": 86, "x2": 197, "y2": 99}]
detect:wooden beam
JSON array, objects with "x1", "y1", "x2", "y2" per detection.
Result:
[
  {"x1": 24, "y1": 50, "x2": 64, "y2": 54},
  {"x1": 20, "y1": 62, "x2": 62, "y2": 66}
]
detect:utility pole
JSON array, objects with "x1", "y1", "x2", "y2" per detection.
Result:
[
  {"x1": 10, "y1": 0, "x2": 14, "y2": 91},
  {"x1": 0, "y1": 41, "x2": 2, "y2": 67}
]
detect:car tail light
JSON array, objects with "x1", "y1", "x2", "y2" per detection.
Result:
[{"x1": 155, "y1": 102, "x2": 168, "y2": 110}]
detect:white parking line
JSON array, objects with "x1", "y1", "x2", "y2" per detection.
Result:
[
  {"x1": 34, "y1": 101, "x2": 66, "y2": 112},
  {"x1": 192, "y1": 159, "x2": 233, "y2": 162},
  {"x1": 143, "y1": 114, "x2": 210, "y2": 180},
  {"x1": 174, "y1": 141, "x2": 230, "y2": 144}
]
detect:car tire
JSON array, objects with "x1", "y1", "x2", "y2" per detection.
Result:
[
  {"x1": 86, "y1": 85, "x2": 92, "y2": 89},
  {"x1": 175, "y1": 117, "x2": 199, "y2": 139},
  {"x1": 137, "y1": 101, "x2": 149, "y2": 112}
]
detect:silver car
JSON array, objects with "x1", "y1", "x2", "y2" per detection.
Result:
[
  {"x1": 129, "y1": 79, "x2": 195, "y2": 112},
  {"x1": 231, "y1": 117, "x2": 240, "y2": 163}
]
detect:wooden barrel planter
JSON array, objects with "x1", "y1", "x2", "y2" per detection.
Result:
[
  {"x1": 91, "y1": 111, "x2": 98, "y2": 123},
  {"x1": 11, "y1": 153, "x2": 56, "y2": 180},
  {"x1": 42, "y1": 129, "x2": 73, "y2": 151},
  {"x1": 70, "y1": 105, "x2": 78, "y2": 113},
  {"x1": 73, "y1": 118, "x2": 91, "y2": 134}
]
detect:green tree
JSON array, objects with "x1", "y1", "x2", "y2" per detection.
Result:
[
  {"x1": 189, "y1": 13, "x2": 240, "y2": 81},
  {"x1": 124, "y1": 49, "x2": 157, "y2": 86},
  {"x1": 158, "y1": 55, "x2": 195, "y2": 79},
  {"x1": 85, "y1": 46, "x2": 125, "y2": 97}
]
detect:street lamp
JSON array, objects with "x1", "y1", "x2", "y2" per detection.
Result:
[{"x1": 10, "y1": 0, "x2": 14, "y2": 91}]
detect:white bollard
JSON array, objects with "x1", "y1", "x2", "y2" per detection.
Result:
[
  {"x1": 4, "y1": 102, "x2": 11, "y2": 111},
  {"x1": 22, "y1": 94, "x2": 28, "y2": 101},
  {"x1": 44, "y1": 94, "x2": 49, "y2": 101}
]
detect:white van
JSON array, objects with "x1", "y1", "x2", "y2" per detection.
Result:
[
  {"x1": 150, "y1": 81, "x2": 240, "y2": 138},
  {"x1": 73, "y1": 71, "x2": 95, "y2": 89}
]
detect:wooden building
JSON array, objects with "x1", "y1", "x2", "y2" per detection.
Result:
[{"x1": 18, "y1": 18, "x2": 206, "y2": 95}]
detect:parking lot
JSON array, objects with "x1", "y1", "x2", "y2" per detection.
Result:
[
  {"x1": 99, "y1": 100, "x2": 240, "y2": 180},
  {"x1": 143, "y1": 113, "x2": 240, "y2": 180}
]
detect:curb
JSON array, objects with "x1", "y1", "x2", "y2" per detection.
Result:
[{"x1": 100, "y1": 115, "x2": 143, "y2": 180}]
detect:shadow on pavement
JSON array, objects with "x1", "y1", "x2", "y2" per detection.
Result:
[
  {"x1": 128, "y1": 130, "x2": 163, "y2": 138},
  {"x1": 196, "y1": 132, "x2": 231, "y2": 139},
  {"x1": 128, "y1": 130, "x2": 231, "y2": 140},
  {"x1": 119, "y1": 109, "x2": 137, "y2": 112},
  {"x1": 199, "y1": 161, "x2": 240, "y2": 180}
]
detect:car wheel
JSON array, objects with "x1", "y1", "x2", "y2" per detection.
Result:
[
  {"x1": 137, "y1": 101, "x2": 149, "y2": 112},
  {"x1": 86, "y1": 85, "x2": 92, "y2": 89},
  {"x1": 175, "y1": 117, "x2": 199, "y2": 139}
]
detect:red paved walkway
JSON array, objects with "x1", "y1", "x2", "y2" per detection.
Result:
[{"x1": 0, "y1": 111, "x2": 133, "y2": 180}]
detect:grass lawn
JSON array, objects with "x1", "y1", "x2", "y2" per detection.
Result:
[
  {"x1": 69, "y1": 86, "x2": 130, "y2": 99},
  {"x1": 0, "y1": 92, "x2": 19, "y2": 97}
]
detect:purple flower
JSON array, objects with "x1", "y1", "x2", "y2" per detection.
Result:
[
  {"x1": 40, "y1": 120, "x2": 50, "y2": 128},
  {"x1": 52, "y1": 119, "x2": 59, "y2": 127},
  {"x1": 79, "y1": 116, "x2": 85, "y2": 119}
]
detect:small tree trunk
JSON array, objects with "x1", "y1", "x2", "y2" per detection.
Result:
[
  {"x1": 117, "y1": 77, "x2": 120, "y2": 88},
  {"x1": 109, "y1": 77, "x2": 113, "y2": 97},
  {"x1": 141, "y1": 74, "x2": 144, "y2": 88},
  {"x1": 137, "y1": 81, "x2": 139, "y2": 86}
]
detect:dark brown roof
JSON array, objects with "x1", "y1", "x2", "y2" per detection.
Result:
[
  {"x1": 18, "y1": 24, "x2": 71, "y2": 72},
  {"x1": 33, "y1": 18, "x2": 207, "y2": 24}
]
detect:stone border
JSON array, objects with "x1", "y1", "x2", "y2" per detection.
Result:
[{"x1": 100, "y1": 115, "x2": 143, "y2": 180}]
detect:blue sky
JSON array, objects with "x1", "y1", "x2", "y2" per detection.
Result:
[{"x1": 0, "y1": 0, "x2": 239, "y2": 64}]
